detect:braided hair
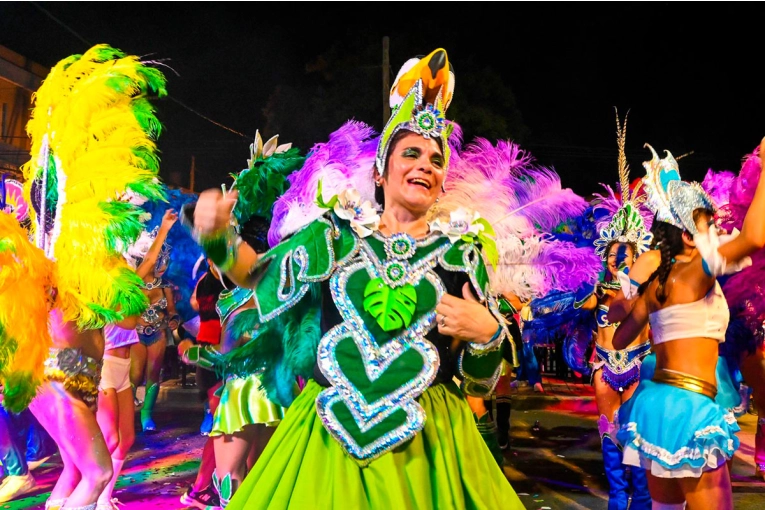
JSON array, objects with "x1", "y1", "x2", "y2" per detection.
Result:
[
  {"x1": 637, "y1": 209, "x2": 715, "y2": 303},
  {"x1": 637, "y1": 220, "x2": 684, "y2": 303}
]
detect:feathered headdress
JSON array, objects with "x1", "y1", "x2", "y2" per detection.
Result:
[
  {"x1": 641, "y1": 144, "x2": 714, "y2": 235},
  {"x1": 592, "y1": 110, "x2": 653, "y2": 260},
  {"x1": 20, "y1": 43, "x2": 167, "y2": 329},
  {"x1": 231, "y1": 130, "x2": 305, "y2": 251},
  {"x1": 376, "y1": 48, "x2": 455, "y2": 177}
]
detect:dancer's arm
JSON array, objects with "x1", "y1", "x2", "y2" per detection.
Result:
[
  {"x1": 136, "y1": 209, "x2": 178, "y2": 279},
  {"x1": 188, "y1": 189, "x2": 262, "y2": 289},
  {"x1": 608, "y1": 249, "x2": 660, "y2": 323},
  {"x1": 612, "y1": 292, "x2": 650, "y2": 350},
  {"x1": 716, "y1": 137, "x2": 765, "y2": 264}
]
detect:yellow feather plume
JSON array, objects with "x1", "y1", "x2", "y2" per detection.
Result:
[{"x1": 21, "y1": 44, "x2": 166, "y2": 329}]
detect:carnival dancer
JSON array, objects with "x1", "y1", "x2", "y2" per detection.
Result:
[
  {"x1": 190, "y1": 258, "x2": 225, "y2": 437},
  {"x1": 0, "y1": 44, "x2": 166, "y2": 510},
  {"x1": 179, "y1": 131, "x2": 305, "y2": 507},
  {"x1": 127, "y1": 223, "x2": 181, "y2": 433},
  {"x1": 614, "y1": 140, "x2": 765, "y2": 509},
  {"x1": 188, "y1": 48, "x2": 525, "y2": 509},
  {"x1": 95, "y1": 208, "x2": 177, "y2": 510},
  {"x1": 576, "y1": 111, "x2": 654, "y2": 509}
]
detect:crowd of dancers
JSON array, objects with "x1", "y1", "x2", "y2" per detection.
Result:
[{"x1": 1, "y1": 44, "x2": 764, "y2": 510}]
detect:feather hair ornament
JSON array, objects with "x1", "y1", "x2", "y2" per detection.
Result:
[
  {"x1": 21, "y1": 44, "x2": 167, "y2": 329},
  {"x1": 232, "y1": 130, "x2": 306, "y2": 234},
  {"x1": 591, "y1": 109, "x2": 653, "y2": 261},
  {"x1": 0, "y1": 213, "x2": 56, "y2": 411}
]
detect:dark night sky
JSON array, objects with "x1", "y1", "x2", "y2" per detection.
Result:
[{"x1": 1, "y1": 2, "x2": 762, "y2": 197}]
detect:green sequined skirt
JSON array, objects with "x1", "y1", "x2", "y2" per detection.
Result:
[{"x1": 210, "y1": 374, "x2": 286, "y2": 435}]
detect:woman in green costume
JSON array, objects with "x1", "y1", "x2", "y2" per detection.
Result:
[
  {"x1": 188, "y1": 48, "x2": 524, "y2": 509},
  {"x1": 179, "y1": 131, "x2": 305, "y2": 508}
]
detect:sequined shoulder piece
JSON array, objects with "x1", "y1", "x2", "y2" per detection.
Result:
[{"x1": 250, "y1": 214, "x2": 358, "y2": 323}]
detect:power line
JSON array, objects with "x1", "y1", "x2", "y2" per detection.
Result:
[{"x1": 27, "y1": 1, "x2": 250, "y2": 140}]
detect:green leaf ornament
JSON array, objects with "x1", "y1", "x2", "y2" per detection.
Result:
[
  {"x1": 315, "y1": 178, "x2": 339, "y2": 210},
  {"x1": 363, "y1": 278, "x2": 417, "y2": 332}
]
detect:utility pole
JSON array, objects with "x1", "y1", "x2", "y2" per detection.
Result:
[
  {"x1": 382, "y1": 36, "x2": 390, "y2": 125},
  {"x1": 189, "y1": 155, "x2": 196, "y2": 192}
]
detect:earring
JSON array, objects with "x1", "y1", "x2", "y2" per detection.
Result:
[
  {"x1": 375, "y1": 180, "x2": 382, "y2": 187},
  {"x1": 435, "y1": 197, "x2": 440, "y2": 203}
]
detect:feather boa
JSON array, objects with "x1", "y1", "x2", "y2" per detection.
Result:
[
  {"x1": 0, "y1": 214, "x2": 55, "y2": 411},
  {"x1": 21, "y1": 44, "x2": 166, "y2": 329}
]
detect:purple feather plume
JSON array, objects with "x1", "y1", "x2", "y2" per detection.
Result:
[
  {"x1": 501, "y1": 167, "x2": 589, "y2": 232},
  {"x1": 592, "y1": 183, "x2": 653, "y2": 233},
  {"x1": 539, "y1": 239, "x2": 603, "y2": 293},
  {"x1": 701, "y1": 168, "x2": 736, "y2": 209},
  {"x1": 268, "y1": 120, "x2": 379, "y2": 245}
]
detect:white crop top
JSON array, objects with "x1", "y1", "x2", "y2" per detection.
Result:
[{"x1": 649, "y1": 281, "x2": 728, "y2": 345}]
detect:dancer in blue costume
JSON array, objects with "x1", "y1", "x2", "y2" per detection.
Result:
[
  {"x1": 577, "y1": 111, "x2": 654, "y2": 510},
  {"x1": 188, "y1": 49, "x2": 524, "y2": 509},
  {"x1": 613, "y1": 140, "x2": 765, "y2": 509}
]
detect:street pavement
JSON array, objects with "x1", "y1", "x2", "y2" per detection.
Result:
[{"x1": 5, "y1": 376, "x2": 764, "y2": 509}]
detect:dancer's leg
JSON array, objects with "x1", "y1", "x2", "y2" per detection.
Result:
[
  {"x1": 646, "y1": 474, "x2": 685, "y2": 509},
  {"x1": 251, "y1": 425, "x2": 275, "y2": 464},
  {"x1": 189, "y1": 381, "x2": 222, "y2": 494},
  {"x1": 25, "y1": 408, "x2": 56, "y2": 465},
  {"x1": 29, "y1": 382, "x2": 112, "y2": 506},
  {"x1": 48, "y1": 447, "x2": 80, "y2": 504},
  {"x1": 594, "y1": 369, "x2": 628, "y2": 510},
  {"x1": 96, "y1": 386, "x2": 135, "y2": 506},
  {"x1": 619, "y1": 382, "x2": 651, "y2": 509},
  {"x1": 129, "y1": 343, "x2": 147, "y2": 391},
  {"x1": 213, "y1": 428, "x2": 257, "y2": 507},
  {"x1": 0, "y1": 405, "x2": 28, "y2": 477},
  {"x1": 677, "y1": 464, "x2": 733, "y2": 510},
  {"x1": 141, "y1": 336, "x2": 167, "y2": 432},
  {"x1": 740, "y1": 346, "x2": 765, "y2": 479},
  {"x1": 193, "y1": 437, "x2": 216, "y2": 492}
]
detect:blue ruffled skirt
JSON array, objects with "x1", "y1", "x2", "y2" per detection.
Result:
[{"x1": 616, "y1": 354, "x2": 740, "y2": 478}]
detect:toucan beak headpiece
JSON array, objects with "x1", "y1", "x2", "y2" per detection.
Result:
[{"x1": 375, "y1": 48, "x2": 455, "y2": 177}]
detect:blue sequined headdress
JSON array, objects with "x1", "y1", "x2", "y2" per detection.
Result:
[
  {"x1": 641, "y1": 144, "x2": 714, "y2": 235},
  {"x1": 375, "y1": 48, "x2": 455, "y2": 177},
  {"x1": 593, "y1": 110, "x2": 653, "y2": 260}
]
